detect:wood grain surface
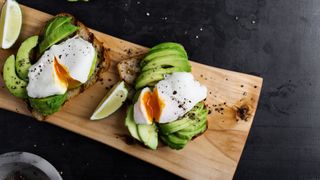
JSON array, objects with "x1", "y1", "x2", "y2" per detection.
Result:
[{"x1": 0, "y1": 2, "x2": 263, "y2": 179}]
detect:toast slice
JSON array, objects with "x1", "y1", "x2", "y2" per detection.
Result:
[
  {"x1": 117, "y1": 56, "x2": 141, "y2": 85},
  {"x1": 30, "y1": 13, "x2": 110, "y2": 121}
]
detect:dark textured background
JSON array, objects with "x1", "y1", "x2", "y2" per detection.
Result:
[{"x1": 0, "y1": 0, "x2": 319, "y2": 179}]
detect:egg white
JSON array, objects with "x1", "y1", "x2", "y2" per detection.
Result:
[
  {"x1": 27, "y1": 36, "x2": 95, "y2": 98},
  {"x1": 133, "y1": 87, "x2": 153, "y2": 125},
  {"x1": 133, "y1": 72, "x2": 207, "y2": 124},
  {"x1": 155, "y1": 72, "x2": 207, "y2": 123}
]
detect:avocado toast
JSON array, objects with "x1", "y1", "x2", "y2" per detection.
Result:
[
  {"x1": 2, "y1": 13, "x2": 109, "y2": 121},
  {"x1": 118, "y1": 42, "x2": 208, "y2": 150}
]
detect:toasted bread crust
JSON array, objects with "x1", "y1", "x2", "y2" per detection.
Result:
[
  {"x1": 117, "y1": 57, "x2": 141, "y2": 85},
  {"x1": 31, "y1": 13, "x2": 110, "y2": 121}
]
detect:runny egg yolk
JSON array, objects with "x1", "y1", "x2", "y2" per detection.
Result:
[
  {"x1": 54, "y1": 57, "x2": 81, "y2": 89},
  {"x1": 142, "y1": 89, "x2": 165, "y2": 122}
]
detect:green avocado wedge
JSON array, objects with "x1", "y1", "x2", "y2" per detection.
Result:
[
  {"x1": 150, "y1": 42, "x2": 187, "y2": 57},
  {"x1": 3, "y1": 55, "x2": 28, "y2": 98},
  {"x1": 28, "y1": 93, "x2": 67, "y2": 116},
  {"x1": 125, "y1": 105, "x2": 142, "y2": 142},
  {"x1": 44, "y1": 16, "x2": 72, "y2": 38},
  {"x1": 140, "y1": 48, "x2": 187, "y2": 67},
  {"x1": 141, "y1": 55, "x2": 191, "y2": 72},
  {"x1": 88, "y1": 51, "x2": 98, "y2": 79},
  {"x1": 39, "y1": 23, "x2": 79, "y2": 54},
  {"x1": 160, "y1": 134, "x2": 188, "y2": 150},
  {"x1": 159, "y1": 116, "x2": 192, "y2": 135},
  {"x1": 159, "y1": 102, "x2": 206, "y2": 135},
  {"x1": 176, "y1": 123, "x2": 207, "y2": 140},
  {"x1": 135, "y1": 67, "x2": 186, "y2": 89},
  {"x1": 137, "y1": 123, "x2": 158, "y2": 150},
  {"x1": 180, "y1": 109, "x2": 208, "y2": 132},
  {"x1": 16, "y1": 35, "x2": 39, "y2": 81}
]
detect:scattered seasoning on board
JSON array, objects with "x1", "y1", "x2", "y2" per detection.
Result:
[{"x1": 236, "y1": 105, "x2": 250, "y2": 121}]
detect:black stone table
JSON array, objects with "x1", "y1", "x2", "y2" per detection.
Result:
[{"x1": 1, "y1": 0, "x2": 319, "y2": 179}]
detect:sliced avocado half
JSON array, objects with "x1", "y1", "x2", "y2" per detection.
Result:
[
  {"x1": 28, "y1": 93, "x2": 67, "y2": 116},
  {"x1": 135, "y1": 67, "x2": 186, "y2": 89},
  {"x1": 176, "y1": 123, "x2": 207, "y2": 140},
  {"x1": 160, "y1": 134, "x2": 188, "y2": 150},
  {"x1": 39, "y1": 23, "x2": 79, "y2": 54},
  {"x1": 137, "y1": 123, "x2": 158, "y2": 150},
  {"x1": 16, "y1": 35, "x2": 39, "y2": 81},
  {"x1": 125, "y1": 105, "x2": 142, "y2": 141},
  {"x1": 141, "y1": 55, "x2": 191, "y2": 72},
  {"x1": 44, "y1": 16, "x2": 72, "y2": 38},
  {"x1": 140, "y1": 47, "x2": 187, "y2": 67},
  {"x1": 88, "y1": 51, "x2": 98, "y2": 79},
  {"x1": 3, "y1": 55, "x2": 28, "y2": 98},
  {"x1": 150, "y1": 42, "x2": 188, "y2": 58},
  {"x1": 159, "y1": 116, "x2": 192, "y2": 135}
]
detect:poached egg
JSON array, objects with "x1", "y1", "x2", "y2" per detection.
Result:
[
  {"x1": 133, "y1": 72, "x2": 207, "y2": 124},
  {"x1": 27, "y1": 36, "x2": 95, "y2": 98}
]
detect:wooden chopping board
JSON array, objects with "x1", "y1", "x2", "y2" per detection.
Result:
[{"x1": 0, "y1": 2, "x2": 263, "y2": 179}]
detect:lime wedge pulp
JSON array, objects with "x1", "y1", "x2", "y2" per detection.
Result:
[
  {"x1": 0, "y1": 0, "x2": 22, "y2": 49},
  {"x1": 90, "y1": 81, "x2": 128, "y2": 120}
]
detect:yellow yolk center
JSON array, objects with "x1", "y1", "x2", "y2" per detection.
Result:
[
  {"x1": 142, "y1": 89, "x2": 164, "y2": 122},
  {"x1": 54, "y1": 57, "x2": 81, "y2": 89}
]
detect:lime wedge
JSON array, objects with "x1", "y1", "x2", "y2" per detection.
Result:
[
  {"x1": 90, "y1": 81, "x2": 128, "y2": 120},
  {"x1": 0, "y1": 0, "x2": 22, "y2": 49}
]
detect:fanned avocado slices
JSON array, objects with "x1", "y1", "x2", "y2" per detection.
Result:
[
  {"x1": 159, "y1": 116, "x2": 192, "y2": 135},
  {"x1": 2, "y1": 55, "x2": 28, "y2": 98},
  {"x1": 159, "y1": 102, "x2": 208, "y2": 149},
  {"x1": 135, "y1": 67, "x2": 186, "y2": 89},
  {"x1": 126, "y1": 42, "x2": 208, "y2": 150},
  {"x1": 28, "y1": 93, "x2": 67, "y2": 116},
  {"x1": 39, "y1": 23, "x2": 79, "y2": 54},
  {"x1": 140, "y1": 47, "x2": 187, "y2": 67},
  {"x1": 16, "y1": 35, "x2": 39, "y2": 81},
  {"x1": 160, "y1": 134, "x2": 188, "y2": 150},
  {"x1": 137, "y1": 123, "x2": 158, "y2": 150},
  {"x1": 44, "y1": 16, "x2": 72, "y2": 38},
  {"x1": 125, "y1": 105, "x2": 142, "y2": 142},
  {"x1": 135, "y1": 42, "x2": 191, "y2": 90},
  {"x1": 141, "y1": 55, "x2": 191, "y2": 72}
]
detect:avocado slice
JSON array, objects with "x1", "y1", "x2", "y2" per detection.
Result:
[
  {"x1": 28, "y1": 93, "x2": 67, "y2": 116},
  {"x1": 150, "y1": 42, "x2": 188, "y2": 58},
  {"x1": 181, "y1": 108, "x2": 208, "y2": 132},
  {"x1": 158, "y1": 102, "x2": 206, "y2": 135},
  {"x1": 15, "y1": 35, "x2": 39, "y2": 81},
  {"x1": 159, "y1": 116, "x2": 192, "y2": 135},
  {"x1": 88, "y1": 51, "x2": 98, "y2": 79},
  {"x1": 135, "y1": 67, "x2": 186, "y2": 89},
  {"x1": 141, "y1": 55, "x2": 191, "y2": 72},
  {"x1": 176, "y1": 123, "x2": 207, "y2": 140},
  {"x1": 160, "y1": 134, "x2": 189, "y2": 150},
  {"x1": 125, "y1": 105, "x2": 142, "y2": 141},
  {"x1": 39, "y1": 23, "x2": 79, "y2": 54},
  {"x1": 137, "y1": 123, "x2": 158, "y2": 150},
  {"x1": 140, "y1": 48, "x2": 187, "y2": 67},
  {"x1": 44, "y1": 16, "x2": 72, "y2": 38},
  {"x1": 2, "y1": 55, "x2": 28, "y2": 98}
]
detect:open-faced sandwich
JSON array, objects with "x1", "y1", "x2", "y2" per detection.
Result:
[
  {"x1": 117, "y1": 42, "x2": 208, "y2": 150},
  {"x1": 2, "y1": 13, "x2": 109, "y2": 120}
]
